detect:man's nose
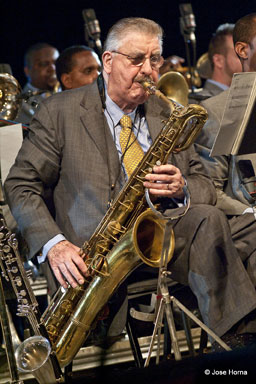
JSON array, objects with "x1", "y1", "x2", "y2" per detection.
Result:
[
  {"x1": 47, "y1": 63, "x2": 56, "y2": 73},
  {"x1": 140, "y1": 58, "x2": 153, "y2": 75},
  {"x1": 87, "y1": 74, "x2": 97, "y2": 84}
]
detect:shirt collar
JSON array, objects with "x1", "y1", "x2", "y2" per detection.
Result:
[
  {"x1": 105, "y1": 90, "x2": 137, "y2": 127},
  {"x1": 206, "y1": 79, "x2": 229, "y2": 91},
  {"x1": 26, "y1": 82, "x2": 40, "y2": 92}
]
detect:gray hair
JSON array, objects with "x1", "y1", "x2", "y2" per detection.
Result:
[{"x1": 103, "y1": 17, "x2": 163, "y2": 53}]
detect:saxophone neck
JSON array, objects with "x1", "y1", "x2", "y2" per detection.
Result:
[{"x1": 138, "y1": 78, "x2": 176, "y2": 112}]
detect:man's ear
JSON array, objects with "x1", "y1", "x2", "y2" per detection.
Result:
[
  {"x1": 212, "y1": 53, "x2": 225, "y2": 69},
  {"x1": 102, "y1": 51, "x2": 113, "y2": 74},
  {"x1": 24, "y1": 66, "x2": 30, "y2": 79},
  {"x1": 235, "y1": 42, "x2": 249, "y2": 60},
  {"x1": 61, "y1": 73, "x2": 72, "y2": 90}
]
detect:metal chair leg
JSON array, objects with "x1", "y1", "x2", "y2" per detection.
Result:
[
  {"x1": 126, "y1": 309, "x2": 144, "y2": 368},
  {"x1": 181, "y1": 311, "x2": 195, "y2": 356}
]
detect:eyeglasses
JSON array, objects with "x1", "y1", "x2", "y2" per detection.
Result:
[{"x1": 112, "y1": 50, "x2": 164, "y2": 69}]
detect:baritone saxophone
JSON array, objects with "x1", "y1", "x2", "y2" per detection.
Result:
[{"x1": 42, "y1": 76, "x2": 208, "y2": 367}]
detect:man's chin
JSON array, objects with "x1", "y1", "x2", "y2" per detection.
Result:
[
  {"x1": 47, "y1": 80, "x2": 58, "y2": 90},
  {"x1": 136, "y1": 93, "x2": 149, "y2": 105},
  {"x1": 132, "y1": 84, "x2": 149, "y2": 101}
]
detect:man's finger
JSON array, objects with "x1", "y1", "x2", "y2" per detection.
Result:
[
  {"x1": 51, "y1": 266, "x2": 68, "y2": 289},
  {"x1": 59, "y1": 263, "x2": 83, "y2": 288}
]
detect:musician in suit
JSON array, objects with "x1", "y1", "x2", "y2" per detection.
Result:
[
  {"x1": 195, "y1": 13, "x2": 256, "y2": 335},
  {"x1": 4, "y1": 17, "x2": 256, "y2": 347},
  {"x1": 196, "y1": 13, "x2": 256, "y2": 215},
  {"x1": 55, "y1": 45, "x2": 101, "y2": 90},
  {"x1": 15, "y1": 43, "x2": 60, "y2": 125},
  {"x1": 189, "y1": 23, "x2": 241, "y2": 104}
]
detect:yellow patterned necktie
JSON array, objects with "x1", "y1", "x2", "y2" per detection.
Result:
[{"x1": 119, "y1": 115, "x2": 144, "y2": 178}]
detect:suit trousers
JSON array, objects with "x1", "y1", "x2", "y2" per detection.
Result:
[
  {"x1": 168, "y1": 204, "x2": 256, "y2": 337},
  {"x1": 41, "y1": 206, "x2": 256, "y2": 339}
]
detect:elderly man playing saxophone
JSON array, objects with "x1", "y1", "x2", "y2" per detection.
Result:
[{"x1": 4, "y1": 17, "x2": 256, "y2": 350}]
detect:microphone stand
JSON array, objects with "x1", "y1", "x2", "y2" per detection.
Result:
[
  {"x1": 82, "y1": 8, "x2": 103, "y2": 58},
  {"x1": 179, "y1": 4, "x2": 197, "y2": 92}
]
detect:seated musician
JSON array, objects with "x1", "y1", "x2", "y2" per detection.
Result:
[{"x1": 4, "y1": 17, "x2": 256, "y2": 358}]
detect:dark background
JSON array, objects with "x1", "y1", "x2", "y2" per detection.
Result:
[{"x1": 0, "y1": 0, "x2": 254, "y2": 87}]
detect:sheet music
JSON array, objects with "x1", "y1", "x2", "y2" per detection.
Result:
[
  {"x1": 211, "y1": 72, "x2": 256, "y2": 156},
  {"x1": 0, "y1": 124, "x2": 23, "y2": 183}
]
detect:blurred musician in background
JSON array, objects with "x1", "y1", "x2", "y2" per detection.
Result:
[
  {"x1": 196, "y1": 13, "x2": 256, "y2": 214},
  {"x1": 195, "y1": 15, "x2": 256, "y2": 340},
  {"x1": 158, "y1": 54, "x2": 185, "y2": 75},
  {"x1": 205, "y1": 23, "x2": 241, "y2": 94},
  {"x1": 56, "y1": 45, "x2": 101, "y2": 90},
  {"x1": 190, "y1": 23, "x2": 242, "y2": 103},
  {"x1": 15, "y1": 43, "x2": 60, "y2": 125}
]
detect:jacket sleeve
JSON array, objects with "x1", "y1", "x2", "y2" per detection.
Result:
[
  {"x1": 170, "y1": 144, "x2": 217, "y2": 206},
  {"x1": 195, "y1": 97, "x2": 249, "y2": 215},
  {"x1": 4, "y1": 101, "x2": 63, "y2": 258}
]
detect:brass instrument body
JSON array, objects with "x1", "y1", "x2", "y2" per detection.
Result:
[
  {"x1": 0, "y1": 219, "x2": 63, "y2": 383},
  {"x1": 0, "y1": 73, "x2": 22, "y2": 121},
  {"x1": 0, "y1": 219, "x2": 39, "y2": 322},
  {"x1": 46, "y1": 209, "x2": 174, "y2": 367},
  {"x1": 0, "y1": 73, "x2": 60, "y2": 122},
  {"x1": 156, "y1": 71, "x2": 189, "y2": 106},
  {"x1": 43, "y1": 82, "x2": 208, "y2": 367}
]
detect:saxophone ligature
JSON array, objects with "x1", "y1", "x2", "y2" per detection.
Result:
[{"x1": 41, "y1": 75, "x2": 208, "y2": 367}]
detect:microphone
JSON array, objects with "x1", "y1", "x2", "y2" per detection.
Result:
[
  {"x1": 238, "y1": 159, "x2": 256, "y2": 202},
  {"x1": 82, "y1": 8, "x2": 102, "y2": 55},
  {"x1": 179, "y1": 3, "x2": 196, "y2": 43},
  {"x1": 0, "y1": 63, "x2": 13, "y2": 75}
]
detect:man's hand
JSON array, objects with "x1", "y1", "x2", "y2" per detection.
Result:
[
  {"x1": 47, "y1": 240, "x2": 88, "y2": 289},
  {"x1": 144, "y1": 164, "x2": 185, "y2": 199}
]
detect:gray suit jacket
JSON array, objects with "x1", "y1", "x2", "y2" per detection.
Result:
[
  {"x1": 15, "y1": 83, "x2": 47, "y2": 126},
  {"x1": 4, "y1": 81, "x2": 216, "y2": 259},
  {"x1": 188, "y1": 80, "x2": 224, "y2": 105},
  {"x1": 203, "y1": 80, "x2": 225, "y2": 97},
  {"x1": 196, "y1": 90, "x2": 256, "y2": 215}
]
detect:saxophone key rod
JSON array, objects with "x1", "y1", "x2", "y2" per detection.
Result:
[{"x1": 0, "y1": 275, "x2": 23, "y2": 383}]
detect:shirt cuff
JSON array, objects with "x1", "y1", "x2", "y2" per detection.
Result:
[
  {"x1": 172, "y1": 177, "x2": 188, "y2": 207},
  {"x1": 38, "y1": 234, "x2": 66, "y2": 263}
]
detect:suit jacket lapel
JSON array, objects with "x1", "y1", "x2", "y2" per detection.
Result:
[
  {"x1": 80, "y1": 83, "x2": 121, "y2": 182},
  {"x1": 145, "y1": 95, "x2": 171, "y2": 142}
]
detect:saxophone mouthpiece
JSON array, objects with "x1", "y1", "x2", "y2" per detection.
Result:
[{"x1": 137, "y1": 77, "x2": 157, "y2": 95}]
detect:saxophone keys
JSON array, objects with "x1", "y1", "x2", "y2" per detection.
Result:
[{"x1": 91, "y1": 255, "x2": 110, "y2": 277}]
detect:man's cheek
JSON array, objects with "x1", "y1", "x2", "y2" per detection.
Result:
[
  {"x1": 152, "y1": 71, "x2": 159, "y2": 83},
  {"x1": 250, "y1": 53, "x2": 256, "y2": 71}
]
